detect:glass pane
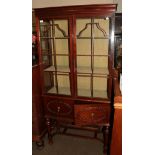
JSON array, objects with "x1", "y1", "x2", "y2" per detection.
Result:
[
  {"x1": 57, "y1": 74, "x2": 70, "y2": 95},
  {"x1": 42, "y1": 55, "x2": 51, "y2": 66},
  {"x1": 44, "y1": 72, "x2": 56, "y2": 93},
  {"x1": 76, "y1": 39, "x2": 91, "y2": 55},
  {"x1": 55, "y1": 39, "x2": 68, "y2": 54},
  {"x1": 41, "y1": 39, "x2": 51, "y2": 50},
  {"x1": 93, "y1": 77, "x2": 108, "y2": 98},
  {"x1": 54, "y1": 20, "x2": 68, "y2": 37},
  {"x1": 94, "y1": 39, "x2": 109, "y2": 55},
  {"x1": 54, "y1": 56, "x2": 69, "y2": 67},
  {"x1": 76, "y1": 19, "x2": 91, "y2": 37},
  {"x1": 94, "y1": 56, "x2": 108, "y2": 68},
  {"x1": 77, "y1": 75, "x2": 91, "y2": 97},
  {"x1": 77, "y1": 56, "x2": 91, "y2": 68},
  {"x1": 44, "y1": 72, "x2": 71, "y2": 95},
  {"x1": 94, "y1": 18, "x2": 109, "y2": 37},
  {"x1": 40, "y1": 21, "x2": 51, "y2": 37}
]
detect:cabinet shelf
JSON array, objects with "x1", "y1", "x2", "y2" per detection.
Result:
[
  {"x1": 78, "y1": 89, "x2": 107, "y2": 98},
  {"x1": 44, "y1": 66, "x2": 70, "y2": 73},
  {"x1": 93, "y1": 90, "x2": 108, "y2": 98},
  {"x1": 47, "y1": 87, "x2": 71, "y2": 95}
]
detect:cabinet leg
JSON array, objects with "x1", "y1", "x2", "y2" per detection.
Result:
[
  {"x1": 36, "y1": 140, "x2": 44, "y2": 149},
  {"x1": 103, "y1": 126, "x2": 110, "y2": 155},
  {"x1": 46, "y1": 118, "x2": 53, "y2": 144}
]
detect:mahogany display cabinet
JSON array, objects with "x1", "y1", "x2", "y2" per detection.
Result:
[{"x1": 34, "y1": 4, "x2": 117, "y2": 155}]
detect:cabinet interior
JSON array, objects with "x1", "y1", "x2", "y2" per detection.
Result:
[{"x1": 39, "y1": 17, "x2": 111, "y2": 99}]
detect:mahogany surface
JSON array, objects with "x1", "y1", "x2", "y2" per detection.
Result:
[
  {"x1": 32, "y1": 65, "x2": 46, "y2": 145},
  {"x1": 34, "y1": 4, "x2": 117, "y2": 155},
  {"x1": 110, "y1": 70, "x2": 122, "y2": 155}
]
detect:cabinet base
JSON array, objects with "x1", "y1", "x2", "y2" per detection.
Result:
[{"x1": 46, "y1": 118, "x2": 110, "y2": 155}]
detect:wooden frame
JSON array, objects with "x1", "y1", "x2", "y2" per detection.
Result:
[{"x1": 34, "y1": 4, "x2": 117, "y2": 155}]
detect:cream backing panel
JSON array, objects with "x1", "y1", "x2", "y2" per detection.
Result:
[
  {"x1": 77, "y1": 76, "x2": 91, "y2": 90},
  {"x1": 77, "y1": 56, "x2": 91, "y2": 67},
  {"x1": 76, "y1": 19, "x2": 91, "y2": 37},
  {"x1": 57, "y1": 75, "x2": 70, "y2": 88},
  {"x1": 55, "y1": 39, "x2": 68, "y2": 54},
  {"x1": 55, "y1": 56, "x2": 69, "y2": 67},
  {"x1": 77, "y1": 39, "x2": 91, "y2": 55},
  {"x1": 93, "y1": 77, "x2": 107, "y2": 90},
  {"x1": 94, "y1": 57, "x2": 108, "y2": 68},
  {"x1": 94, "y1": 39, "x2": 109, "y2": 55}
]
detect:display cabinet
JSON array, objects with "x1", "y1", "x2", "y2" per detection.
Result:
[{"x1": 34, "y1": 4, "x2": 117, "y2": 155}]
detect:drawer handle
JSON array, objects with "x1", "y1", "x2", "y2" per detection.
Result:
[
  {"x1": 91, "y1": 113, "x2": 95, "y2": 118},
  {"x1": 57, "y1": 106, "x2": 60, "y2": 113}
]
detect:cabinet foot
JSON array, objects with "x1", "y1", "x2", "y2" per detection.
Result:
[
  {"x1": 46, "y1": 118, "x2": 53, "y2": 144},
  {"x1": 103, "y1": 125, "x2": 110, "y2": 155},
  {"x1": 36, "y1": 140, "x2": 44, "y2": 149}
]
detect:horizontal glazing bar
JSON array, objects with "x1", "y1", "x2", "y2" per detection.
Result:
[
  {"x1": 77, "y1": 54, "x2": 110, "y2": 56},
  {"x1": 76, "y1": 37, "x2": 109, "y2": 39},
  {"x1": 77, "y1": 74, "x2": 111, "y2": 78},
  {"x1": 40, "y1": 37, "x2": 69, "y2": 39}
]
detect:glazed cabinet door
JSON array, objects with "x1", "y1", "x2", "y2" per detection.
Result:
[
  {"x1": 75, "y1": 17, "x2": 113, "y2": 99},
  {"x1": 38, "y1": 17, "x2": 73, "y2": 96}
]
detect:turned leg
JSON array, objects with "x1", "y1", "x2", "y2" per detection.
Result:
[
  {"x1": 103, "y1": 125, "x2": 110, "y2": 155},
  {"x1": 46, "y1": 118, "x2": 53, "y2": 144},
  {"x1": 36, "y1": 139, "x2": 44, "y2": 149}
]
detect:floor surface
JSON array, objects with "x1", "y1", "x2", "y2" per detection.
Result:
[{"x1": 32, "y1": 129, "x2": 103, "y2": 155}]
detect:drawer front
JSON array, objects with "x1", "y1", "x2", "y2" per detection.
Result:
[
  {"x1": 74, "y1": 104, "x2": 110, "y2": 126},
  {"x1": 44, "y1": 97, "x2": 74, "y2": 122}
]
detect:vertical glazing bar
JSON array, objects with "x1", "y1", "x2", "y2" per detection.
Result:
[
  {"x1": 91, "y1": 18, "x2": 94, "y2": 98},
  {"x1": 52, "y1": 20, "x2": 59, "y2": 94},
  {"x1": 48, "y1": 22, "x2": 53, "y2": 65},
  {"x1": 48, "y1": 21, "x2": 54, "y2": 87},
  {"x1": 68, "y1": 17, "x2": 73, "y2": 96},
  {"x1": 74, "y1": 16, "x2": 77, "y2": 97}
]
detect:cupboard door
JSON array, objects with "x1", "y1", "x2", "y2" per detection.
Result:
[
  {"x1": 75, "y1": 17, "x2": 110, "y2": 99},
  {"x1": 39, "y1": 18, "x2": 72, "y2": 96}
]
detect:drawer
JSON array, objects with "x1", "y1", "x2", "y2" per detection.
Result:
[
  {"x1": 74, "y1": 104, "x2": 110, "y2": 126},
  {"x1": 44, "y1": 97, "x2": 74, "y2": 123}
]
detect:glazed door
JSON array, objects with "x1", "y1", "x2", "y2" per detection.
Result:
[
  {"x1": 75, "y1": 17, "x2": 111, "y2": 99},
  {"x1": 39, "y1": 17, "x2": 73, "y2": 96}
]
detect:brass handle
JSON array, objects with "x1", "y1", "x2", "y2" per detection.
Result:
[
  {"x1": 57, "y1": 106, "x2": 60, "y2": 113},
  {"x1": 91, "y1": 113, "x2": 95, "y2": 118}
]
